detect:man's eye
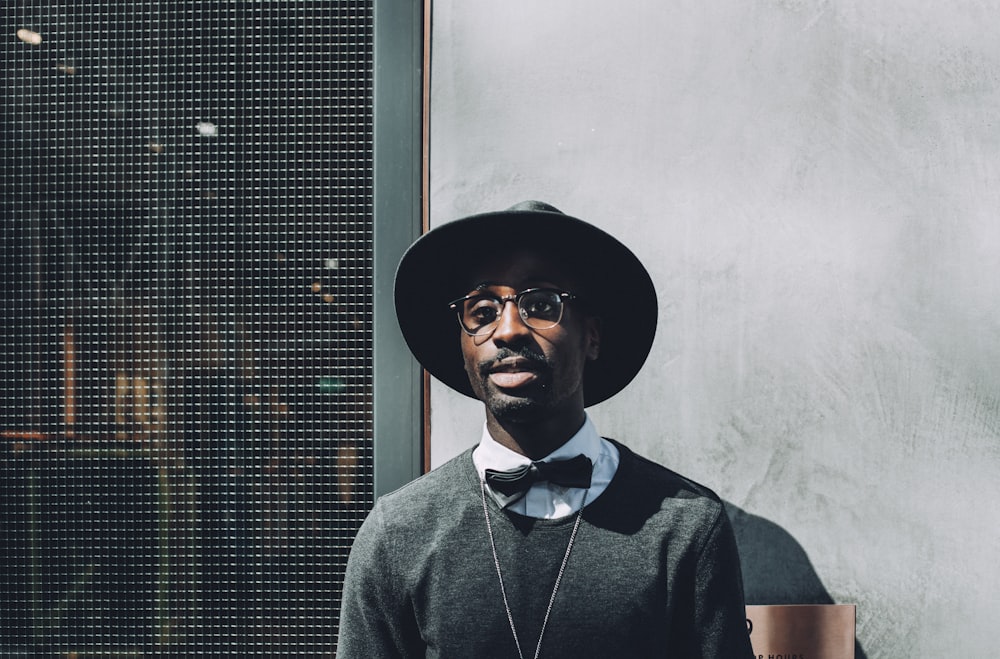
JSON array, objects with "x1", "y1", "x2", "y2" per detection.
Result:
[
  {"x1": 526, "y1": 301, "x2": 553, "y2": 315},
  {"x1": 523, "y1": 294, "x2": 559, "y2": 319},
  {"x1": 467, "y1": 301, "x2": 499, "y2": 325}
]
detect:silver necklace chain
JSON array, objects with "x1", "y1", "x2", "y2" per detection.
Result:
[{"x1": 480, "y1": 479, "x2": 585, "y2": 659}]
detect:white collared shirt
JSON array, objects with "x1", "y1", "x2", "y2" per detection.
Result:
[{"x1": 472, "y1": 414, "x2": 620, "y2": 519}]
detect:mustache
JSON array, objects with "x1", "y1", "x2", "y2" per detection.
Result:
[{"x1": 476, "y1": 346, "x2": 550, "y2": 376}]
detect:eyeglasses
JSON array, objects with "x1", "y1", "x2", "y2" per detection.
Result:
[{"x1": 448, "y1": 288, "x2": 580, "y2": 337}]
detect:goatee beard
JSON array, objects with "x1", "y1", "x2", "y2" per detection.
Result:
[{"x1": 475, "y1": 347, "x2": 551, "y2": 423}]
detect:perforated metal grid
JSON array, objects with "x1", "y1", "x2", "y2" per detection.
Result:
[{"x1": 2, "y1": 2, "x2": 375, "y2": 654}]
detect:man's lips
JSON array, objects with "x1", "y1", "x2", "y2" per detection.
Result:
[{"x1": 486, "y1": 358, "x2": 544, "y2": 389}]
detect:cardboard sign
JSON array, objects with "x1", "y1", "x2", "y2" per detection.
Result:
[{"x1": 746, "y1": 604, "x2": 856, "y2": 659}]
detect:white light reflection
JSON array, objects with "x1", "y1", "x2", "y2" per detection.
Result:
[
  {"x1": 196, "y1": 121, "x2": 218, "y2": 137},
  {"x1": 16, "y1": 29, "x2": 42, "y2": 46}
]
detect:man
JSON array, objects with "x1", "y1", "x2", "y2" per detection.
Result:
[{"x1": 338, "y1": 201, "x2": 753, "y2": 658}]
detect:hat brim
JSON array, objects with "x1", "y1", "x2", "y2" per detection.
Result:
[{"x1": 394, "y1": 207, "x2": 657, "y2": 407}]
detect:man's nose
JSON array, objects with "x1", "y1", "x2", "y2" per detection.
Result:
[{"x1": 490, "y1": 299, "x2": 531, "y2": 343}]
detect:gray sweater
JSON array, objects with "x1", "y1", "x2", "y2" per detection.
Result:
[{"x1": 338, "y1": 440, "x2": 753, "y2": 658}]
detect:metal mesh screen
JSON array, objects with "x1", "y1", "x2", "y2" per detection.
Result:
[{"x1": 2, "y1": 2, "x2": 376, "y2": 654}]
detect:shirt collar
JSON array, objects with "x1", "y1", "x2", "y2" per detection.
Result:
[{"x1": 472, "y1": 414, "x2": 603, "y2": 480}]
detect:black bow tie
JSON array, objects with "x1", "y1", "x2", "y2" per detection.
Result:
[{"x1": 484, "y1": 454, "x2": 593, "y2": 503}]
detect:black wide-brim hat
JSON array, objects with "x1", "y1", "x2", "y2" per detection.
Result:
[{"x1": 394, "y1": 201, "x2": 657, "y2": 407}]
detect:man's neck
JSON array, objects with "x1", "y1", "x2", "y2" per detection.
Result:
[{"x1": 485, "y1": 411, "x2": 587, "y2": 460}]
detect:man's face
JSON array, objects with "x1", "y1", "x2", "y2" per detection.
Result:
[{"x1": 458, "y1": 250, "x2": 601, "y2": 427}]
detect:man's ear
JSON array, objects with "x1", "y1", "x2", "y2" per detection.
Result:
[{"x1": 585, "y1": 316, "x2": 602, "y2": 361}]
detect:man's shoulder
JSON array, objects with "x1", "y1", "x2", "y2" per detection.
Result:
[
  {"x1": 605, "y1": 438, "x2": 726, "y2": 513},
  {"x1": 372, "y1": 447, "x2": 477, "y2": 514},
  {"x1": 356, "y1": 448, "x2": 480, "y2": 553}
]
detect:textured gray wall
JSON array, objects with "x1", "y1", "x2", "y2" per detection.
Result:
[{"x1": 427, "y1": 2, "x2": 1000, "y2": 656}]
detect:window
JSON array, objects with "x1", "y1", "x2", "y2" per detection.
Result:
[{"x1": 1, "y1": 2, "x2": 421, "y2": 654}]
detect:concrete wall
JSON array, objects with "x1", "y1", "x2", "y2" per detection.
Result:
[{"x1": 427, "y1": 2, "x2": 1000, "y2": 656}]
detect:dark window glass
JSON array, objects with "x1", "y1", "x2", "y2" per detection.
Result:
[{"x1": 2, "y1": 2, "x2": 376, "y2": 654}]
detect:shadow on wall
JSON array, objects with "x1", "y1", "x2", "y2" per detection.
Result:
[{"x1": 725, "y1": 503, "x2": 868, "y2": 659}]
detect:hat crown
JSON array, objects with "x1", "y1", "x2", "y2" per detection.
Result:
[{"x1": 506, "y1": 200, "x2": 563, "y2": 214}]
